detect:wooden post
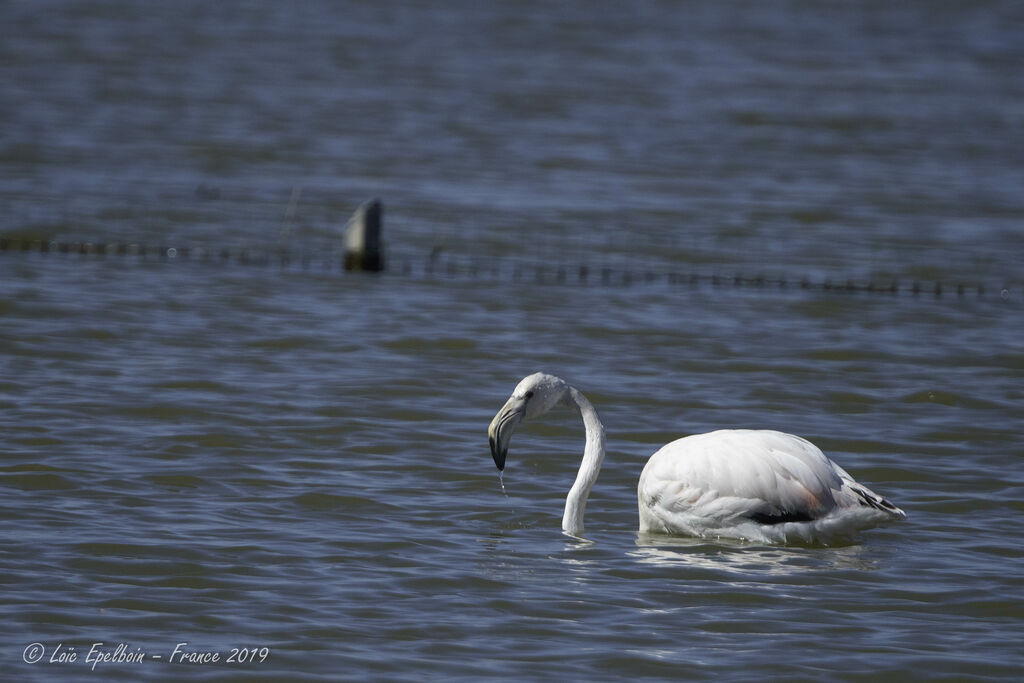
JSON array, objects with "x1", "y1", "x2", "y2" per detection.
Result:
[{"x1": 343, "y1": 198, "x2": 384, "y2": 272}]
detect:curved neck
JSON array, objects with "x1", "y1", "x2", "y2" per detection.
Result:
[{"x1": 562, "y1": 387, "x2": 606, "y2": 536}]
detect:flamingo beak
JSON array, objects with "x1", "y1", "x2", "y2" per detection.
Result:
[{"x1": 488, "y1": 395, "x2": 525, "y2": 471}]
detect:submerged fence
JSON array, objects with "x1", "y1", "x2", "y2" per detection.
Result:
[{"x1": 1, "y1": 235, "x2": 1012, "y2": 301}]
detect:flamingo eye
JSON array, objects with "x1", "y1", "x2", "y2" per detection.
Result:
[{"x1": 524, "y1": 391, "x2": 534, "y2": 400}]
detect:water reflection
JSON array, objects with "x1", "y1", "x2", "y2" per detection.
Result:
[{"x1": 630, "y1": 534, "x2": 879, "y2": 575}]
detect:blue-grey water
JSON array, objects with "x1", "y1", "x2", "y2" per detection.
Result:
[{"x1": 2, "y1": 1, "x2": 1023, "y2": 680}]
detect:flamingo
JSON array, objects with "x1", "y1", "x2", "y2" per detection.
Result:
[{"x1": 488, "y1": 372, "x2": 904, "y2": 543}]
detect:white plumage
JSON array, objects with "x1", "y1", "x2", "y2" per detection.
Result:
[
  {"x1": 638, "y1": 428, "x2": 904, "y2": 543},
  {"x1": 488, "y1": 373, "x2": 904, "y2": 543}
]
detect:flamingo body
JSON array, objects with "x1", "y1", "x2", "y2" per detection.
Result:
[{"x1": 637, "y1": 429, "x2": 903, "y2": 543}]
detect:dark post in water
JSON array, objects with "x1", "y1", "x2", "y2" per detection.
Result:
[{"x1": 343, "y1": 198, "x2": 384, "y2": 272}]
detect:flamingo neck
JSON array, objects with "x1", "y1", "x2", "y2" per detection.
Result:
[{"x1": 562, "y1": 387, "x2": 606, "y2": 536}]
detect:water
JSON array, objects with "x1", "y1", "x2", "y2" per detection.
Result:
[{"x1": 2, "y1": 1, "x2": 1023, "y2": 680}]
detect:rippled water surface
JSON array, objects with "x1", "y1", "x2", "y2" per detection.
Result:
[{"x1": 2, "y1": 1, "x2": 1023, "y2": 680}]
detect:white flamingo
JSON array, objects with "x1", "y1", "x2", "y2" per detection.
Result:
[{"x1": 488, "y1": 372, "x2": 904, "y2": 543}]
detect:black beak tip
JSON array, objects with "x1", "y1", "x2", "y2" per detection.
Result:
[{"x1": 489, "y1": 436, "x2": 506, "y2": 471}]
